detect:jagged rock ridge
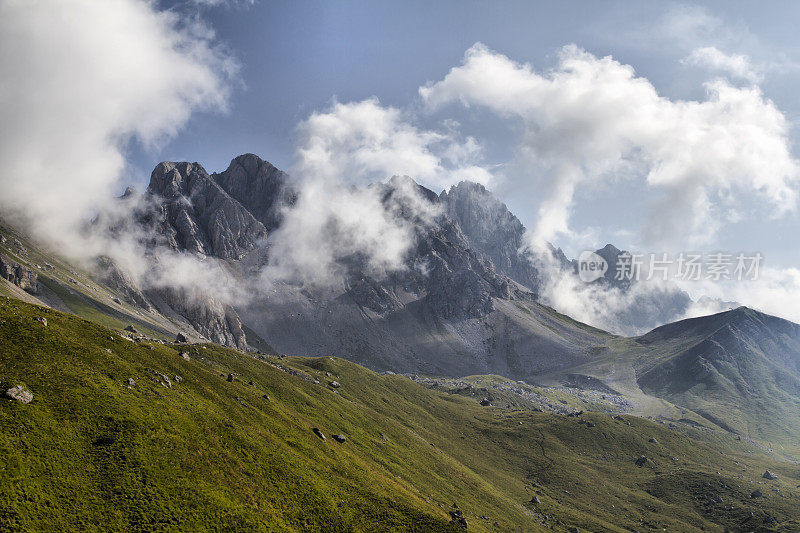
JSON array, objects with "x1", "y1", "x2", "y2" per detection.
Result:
[{"x1": 147, "y1": 161, "x2": 267, "y2": 260}]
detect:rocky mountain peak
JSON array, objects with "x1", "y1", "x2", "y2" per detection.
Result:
[
  {"x1": 597, "y1": 243, "x2": 621, "y2": 257},
  {"x1": 212, "y1": 153, "x2": 293, "y2": 231},
  {"x1": 383, "y1": 175, "x2": 440, "y2": 205},
  {"x1": 145, "y1": 160, "x2": 267, "y2": 259},
  {"x1": 149, "y1": 161, "x2": 200, "y2": 198},
  {"x1": 439, "y1": 180, "x2": 544, "y2": 294}
]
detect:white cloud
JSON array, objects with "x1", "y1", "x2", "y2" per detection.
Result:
[
  {"x1": 420, "y1": 43, "x2": 799, "y2": 249},
  {"x1": 654, "y1": 5, "x2": 733, "y2": 49},
  {"x1": 0, "y1": 0, "x2": 235, "y2": 252},
  {"x1": 262, "y1": 179, "x2": 422, "y2": 285},
  {"x1": 683, "y1": 46, "x2": 761, "y2": 83},
  {"x1": 293, "y1": 98, "x2": 491, "y2": 190},
  {"x1": 0, "y1": 0, "x2": 248, "y2": 315},
  {"x1": 260, "y1": 98, "x2": 491, "y2": 285},
  {"x1": 680, "y1": 266, "x2": 800, "y2": 325},
  {"x1": 191, "y1": 0, "x2": 255, "y2": 6}
]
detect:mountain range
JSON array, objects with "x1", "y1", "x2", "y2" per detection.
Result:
[
  {"x1": 0, "y1": 153, "x2": 796, "y2": 448},
  {"x1": 3, "y1": 153, "x2": 800, "y2": 531}
]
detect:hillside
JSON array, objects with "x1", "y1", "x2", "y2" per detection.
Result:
[
  {"x1": 2, "y1": 298, "x2": 800, "y2": 531},
  {"x1": 634, "y1": 307, "x2": 800, "y2": 445},
  {"x1": 533, "y1": 307, "x2": 800, "y2": 452}
]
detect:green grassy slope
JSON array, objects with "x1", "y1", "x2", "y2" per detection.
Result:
[{"x1": 1, "y1": 298, "x2": 800, "y2": 532}]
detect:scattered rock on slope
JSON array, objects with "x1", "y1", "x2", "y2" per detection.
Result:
[
  {"x1": 4, "y1": 384, "x2": 33, "y2": 404},
  {"x1": 448, "y1": 504, "x2": 468, "y2": 529}
]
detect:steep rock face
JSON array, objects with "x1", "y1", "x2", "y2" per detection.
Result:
[
  {"x1": 438, "y1": 182, "x2": 693, "y2": 334},
  {"x1": 91, "y1": 255, "x2": 247, "y2": 349},
  {"x1": 418, "y1": 217, "x2": 514, "y2": 319},
  {"x1": 0, "y1": 254, "x2": 38, "y2": 293},
  {"x1": 212, "y1": 154, "x2": 295, "y2": 232},
  {"x1": 440, "y1": 181, "x2": 570, "y2": 296},
  {"x1": 351, "y1": 177, "x2": 519, "y2": 320},
  {"x1": 148, "y1": 161, "x2": 267, "y2": 259},
  {"x1": 237, "y1": 174, "x2": 607, "y2": 378},
  {"x1": 90, "y1": 162, "x2": 261, "y2": 349}
]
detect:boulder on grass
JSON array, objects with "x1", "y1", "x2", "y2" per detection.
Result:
[{"x1": 4, "y1": 384, "x2": 33, "y2": 404}]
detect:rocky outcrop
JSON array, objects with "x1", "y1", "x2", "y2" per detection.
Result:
[
  {"x1": 147, "y1": 161, "x2": 267, "y2": 259},
  {"x1": 588, "y1": 244, "x2": 630, "y2": 289},
  {"x1": 149, "y1": 286, "x2": 247, "y2": 350},
  {"x1": 347, "y1": 276, "x2": 399, "y2": 314},
  {"x1": 212, "y1": 154, "x2": 295, "y2": 232},
  {"x1": 440, "y1": 182, "x2": 694, "y2": 334},
  {"x1": 92, "y1": 249, "x2": 246, "y2": 351},
  {"x1": 352, "y1": 178, "x2": 522, "y2": 320},
  {"x1": 0, "y1": 254, "x2": 38, "y2": 293}
]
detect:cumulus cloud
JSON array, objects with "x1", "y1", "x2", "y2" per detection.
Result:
[
  {"x1": 420, "y1": 43, "x2": 798, "y2": 248},
  {"x1": 262, "y1": 98, "x2": 486, "y2": 284},
  {"x1": 0, "y1": 0, "x2": 235, "y2": 252},
  {"x1": 0, "y1": 0, "x2": 242, "y2": 304},
  {"x1": 263, "y1": 182, "x2": 421, "y2": 284},
  {"x1": 293, "y1": 98, "x2": 491, "y2": 190},
  {"x1": 683, "y1": 46, "x2": 761, "y2": 83}
]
